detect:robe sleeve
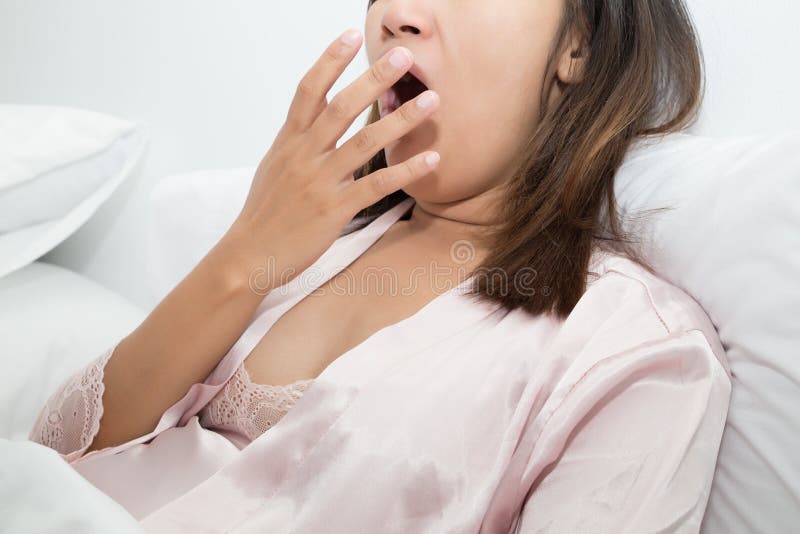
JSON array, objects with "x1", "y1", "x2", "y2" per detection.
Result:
[
  {"x1": 28, "y1": 336, "x2": 239, "y2": 467},
  {"x1": 511, "y1": 328, "x2": 731, "y2": 533},
  {"x1": 28, "y1": 343, "x2": 118, "y2": 464}
]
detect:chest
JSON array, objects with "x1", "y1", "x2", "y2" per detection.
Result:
[{"x1": 242, "y1": 251, "x2": 449, "y2": 388}]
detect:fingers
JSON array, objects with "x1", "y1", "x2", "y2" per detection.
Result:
[
  {"x1": 307, "y1": 46, "x2": 414, "y2": 152},
  {"x1": 326, "y1": 89, "x2": 440, "y2": 179},
  {"x1": 347, "y1": 150, "x2": 440, "y2": 213},
  {"x1": 284, "y1": 29, "x2": 363, "y2": 135}
]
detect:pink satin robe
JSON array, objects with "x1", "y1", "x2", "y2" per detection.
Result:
[{"x1": 30, "y1": 197, "x2": 732, "y2": 533}]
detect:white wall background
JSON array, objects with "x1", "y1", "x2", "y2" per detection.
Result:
[{"x1": 1, "y1": 0, "x2": 799, "y2": 309}]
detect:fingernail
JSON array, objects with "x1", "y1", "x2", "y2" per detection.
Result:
[
  {"x1": 389, "y1": 48, "x2": 412, "y2": 69},
  {"x1": 425, "y1": 152, "x2": 440, "y2": 168},
  {"x1": 416, "y1": 90, "x2": 438, "y2": 109},
  {"x1": 340, "y1": 29, "x2": 361, "y2": 47}
]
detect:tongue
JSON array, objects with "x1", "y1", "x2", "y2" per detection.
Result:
[{"x1": 380, "y1": 87, "x2": 401, "y2": 115}]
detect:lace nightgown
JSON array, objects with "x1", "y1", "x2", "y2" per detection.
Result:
[{"x1": 28, "y1": 348, "x2": 314, "y2": 460}]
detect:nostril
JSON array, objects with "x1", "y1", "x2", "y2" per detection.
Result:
[{"x1": 399, "y1": 25, "x2": 420, "y2": 35}]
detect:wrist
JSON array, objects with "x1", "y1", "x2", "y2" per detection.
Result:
[{"x1": 207, "y1": 220, "x2": 275, "y2": 301}]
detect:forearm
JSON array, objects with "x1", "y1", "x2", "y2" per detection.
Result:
[{"x1": 86, "y1": 224, "x2": 271, "y2": 453}]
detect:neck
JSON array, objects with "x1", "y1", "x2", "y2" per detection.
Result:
[{"x1": 399, "y1": 193, "x2": 503, "y2": 265}]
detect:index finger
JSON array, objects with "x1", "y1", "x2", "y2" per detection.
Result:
[{"x1": 283, "y1": 29, "x2": 363, "y2": 135}]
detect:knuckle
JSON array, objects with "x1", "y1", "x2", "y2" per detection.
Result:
[
  {"x1": 296, "y1": 77, "x2": 317, "y2": 99},
  {"x1": 396, "y1": 103, "x2": 415, "y2": 125},
  {"x1": 283, "y1": 131, "x2": 307, "y2": 156},
  {"x1": 305, "y1": 190, "x2": 330, "y2": 216},
  {"x1": 367, "y1": 64, "x2": 388, "y2": 87},
  {"x1": 316, "y1": 197, "x2": 332, "y2": 217},
  {"x1": 406, "y1": 159, "x2": 420, "y2": 180},
  {"x1": 354, "y1": 127, "x2": 375, "y2": 153},
  {"x1": 285, "y1": 110, "x2": 305, "y2": 133},
  {"x1": 371, "y1": 170, "x2": 391, "y2": 197},
  {"x1": 323, "y1": 44, "x2": 341, "y2": 64},
  {"x1": 328, "y1": 95, "x2": 349, "y2": 120}
]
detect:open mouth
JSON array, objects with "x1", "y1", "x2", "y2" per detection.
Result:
[{"x1": 380, "y1": 72, "x2": 429, "y2": 115}]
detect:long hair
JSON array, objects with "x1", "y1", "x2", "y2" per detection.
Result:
[{"x1": 351, "y1": 0, "x2": 705, "y2": 319}]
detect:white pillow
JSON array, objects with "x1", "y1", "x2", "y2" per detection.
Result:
[
  {"x1": 145, "y1": 166, "x2": 368, "y2": 302},
  {"x1": 0, "y1": 104, "x2": 148, "y2": 279},
  {"x1": 145, "y1": 166, "x2": 256, "y2": 303},
  {"x1": 0, "y1": 262, "x2": 145, "y2": 441},
  {"x1": 614, "y1": 131, "x2": 800, "y2": 534}
]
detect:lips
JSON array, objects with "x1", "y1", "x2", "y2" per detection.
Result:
[
  {"x1": 406, "y1": 64, "x2": 431, "y2": 92},
  {"x1": 378, "y1": 61, "x2": 432, "y2": 118}
]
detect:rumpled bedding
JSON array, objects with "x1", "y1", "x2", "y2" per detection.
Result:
[{"x1": 0, "y1": 438, "x2": 144, "y2": 533}]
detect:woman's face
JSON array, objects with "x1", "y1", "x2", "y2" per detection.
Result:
[{"x1": 364, "y1": 0, "x2": 571, "y2": 212}]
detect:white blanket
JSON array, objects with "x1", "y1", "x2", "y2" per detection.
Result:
[{"x1": 0, "y1": 438, "x2": 144, "y2": 533}]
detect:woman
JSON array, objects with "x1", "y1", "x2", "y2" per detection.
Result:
[{"x1": 29, "y1": 0, "x2": 731, "y2": 532}]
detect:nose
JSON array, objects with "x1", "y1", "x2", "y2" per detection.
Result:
[{"x1": 379, "y1": 1, "x2": 432, "y2": 40}]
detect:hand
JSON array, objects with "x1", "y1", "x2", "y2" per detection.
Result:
[{"x1": 228, "y1": 29, "x2": 440, "y2": 292}]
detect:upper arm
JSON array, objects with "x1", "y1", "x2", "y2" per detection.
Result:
[{"x1": 512, "y1": 329, "x2": 731, "y2": 534}]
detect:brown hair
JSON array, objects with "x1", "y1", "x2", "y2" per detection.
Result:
[{"x1": 351, "y1": 0, "x2": 705, "y2": 319}]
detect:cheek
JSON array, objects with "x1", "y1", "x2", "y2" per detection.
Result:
[
  {"x1": 444, "y1": 79, "x2": 533, "y2": 177},
  {"x1": 385, "y1": 76, "x2": 534, "y2": 201}
]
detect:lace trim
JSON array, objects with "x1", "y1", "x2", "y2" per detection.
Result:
[
  {"x1": 28, "y1": 347, "x2": 115, "y2": 462},
  {"x1": 29, "y1": 348, "x2": 315, "y2": 459},
  {"x1": 198, "y1": 365, "x2": 314, "y2": 441}
]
